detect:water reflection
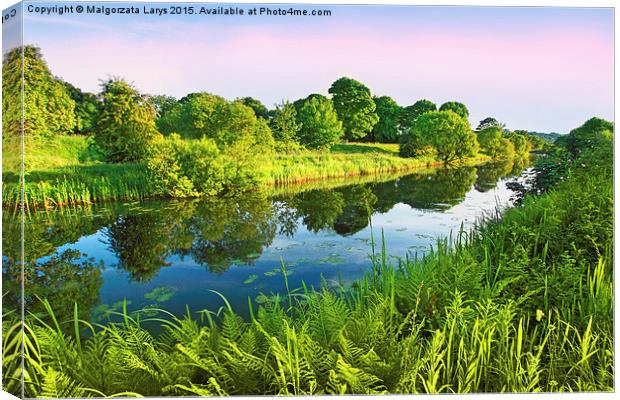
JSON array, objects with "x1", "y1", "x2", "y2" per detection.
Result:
[{"x1": 3, "y1": 160, "x2": 526, "y2": 322}]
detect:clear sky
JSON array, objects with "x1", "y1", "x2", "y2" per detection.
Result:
[{"x1": 5, "y1": 1, "x2": 615, "y2": 133}]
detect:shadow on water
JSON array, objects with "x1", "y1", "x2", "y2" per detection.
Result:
[{"x1": 3, "y1": 160, "x2": 528, "y2": 328}]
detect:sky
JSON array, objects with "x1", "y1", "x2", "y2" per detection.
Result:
[{"x1": 2, "y1": 1, "x2": 614, "y2": 133}]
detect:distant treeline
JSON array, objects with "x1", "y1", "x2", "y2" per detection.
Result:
[{"x1": 3, "y1": 46, "x2": 552, "y2": 197}]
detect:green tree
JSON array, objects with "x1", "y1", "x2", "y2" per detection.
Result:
[
  {"x1": 150, "y1": 95, "x2": 178, "y2": 116},
  {"x1": 2, "y1": 46, "x2": 76, "y2": 137},
  {"x1": 505, "y1": 130, "x2": 530, "y2": 156},
  {"x1": 476, "y1": 117, "x2": 504, "y2": 131},
  {"x1": 293, "y1": 93, "x2": 327, "y2": 114},
  {"x1": 328, "y1": 77, "x2": 378, "y2": 141},
  {"x1": 439, "y1": 101, "x2": 469, "y2": 120},
  {"x1": 560, "y1": 117, "x2": 613, "y2": 155},
  {"x1": 297, "y1": 96, "x2": 344, "y2": 149},
  {"x1": 400, "y1": 99, "x2": 436, "y2": 129},
  {"x1": 477, "y1": 126, "x2": 504, "y2": 158},
  {"x1": 270, "y1": 101, "x2": 302, "y2": 151},
  {"x1": 238, "y1": 96, "x2": 270, "y2": 120},
  {"x1": 403, "y1": 110, "x2": 478, "y2": 163},
  {"x1": 63, "y1": 81, "x2": 98, "y2": 134},
  {"x1": 371, "y1": 96, "x2": 402, "y2": 143},
  {"x1": 148, "y1": 94, "x2": 275, "y2": 196},
  {"x1": 93, "y1": 78, "x2": 160, "y2": 162},
  {"x1": 157, "y1": 93, "x2": 274, "y2": 148}
]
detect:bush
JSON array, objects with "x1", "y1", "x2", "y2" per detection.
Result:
[
  {"x1": 148, "y1": 133, "x2": 273, "y2": 198},
  {"x1": 94, "y1": 79, "x2": 160, "y2": 162}
]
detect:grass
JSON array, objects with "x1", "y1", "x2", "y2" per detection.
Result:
[
  {"x1": 3, "y1": 138, "x2": 491, "y2": 209},
  {"x1": 268, "y1": 143, "x2": 489, "y2": 186},
  {"x1": 2, "y1": 140, "x2": 613, "y2": 397}
]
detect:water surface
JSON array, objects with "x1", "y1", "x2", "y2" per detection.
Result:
[{"x1": 2, "y1": 160, "x2": 527, "y2": 324}]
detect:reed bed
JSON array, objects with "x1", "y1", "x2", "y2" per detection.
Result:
[{"x1": 3, "y1": 164, "x2": 154, "y2": 210}]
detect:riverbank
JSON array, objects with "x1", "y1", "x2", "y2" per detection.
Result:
[
  {"x1": 2, "y1": 140, "x2": 492, "y2": 209},
  {"x1": 3, "y1": 136, "x2": 612, "y2": 396}
]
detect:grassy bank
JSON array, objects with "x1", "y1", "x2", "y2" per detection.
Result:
[
  {"x1": 2, "y1": 140, "x2": 612, "y2": 397},
  {"x1": 3, "y1": 139, "x2": 491, "y2": 209}
]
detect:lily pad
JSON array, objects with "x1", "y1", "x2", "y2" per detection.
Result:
[
  {"x1": 144, "y1": 286, "x2": 177, "y2": 303},
  {"x1": 244, "y1": 274, "x2": 259, "y2": 284}
]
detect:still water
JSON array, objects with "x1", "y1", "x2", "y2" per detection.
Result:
[{"x1": 3, "y1": 160, "x2": 527, "y2": 324}]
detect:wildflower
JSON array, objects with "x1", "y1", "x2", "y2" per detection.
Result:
[{"x1": 536, "y1": 309, "x2": 545, "y2": 321}]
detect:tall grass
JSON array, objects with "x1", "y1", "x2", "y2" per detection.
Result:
[
  {"x1": 3, "y1": 164, "x2": 154, "y2": 210},
  {"x1": 268, "y1": 149, "x2": 490, "y2": 186},
  {"x1": 3, "y1": 140, "x2": 613, "y2": 397}
]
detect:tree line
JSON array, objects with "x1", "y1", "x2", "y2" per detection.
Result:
[{"x1": 4, "y1": 46, "x2": 540, "y2": 196}]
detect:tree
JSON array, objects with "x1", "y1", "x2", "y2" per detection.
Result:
[
  {"x1": 439, "y1": 101, "x2": 469, "y2": 120},
  {"x1": 270, "y1": 101, "x2": 302, "y2": 150},
  {"x1": 150, "y1": 95, "x2": 178, "y2": 116},
  {"x1": 3, "y1": 46, "x2": 76, "y2": 137},
  {"x1": 505, "y1": 130, "x2": 530, "y2": 156},
  {"x1": 477, "y1": 126, "x2": 504, "y2": 158},
  {"x1": 293, "y1": 93, "x2": 327, "y2": 114},
  {"x1": 63, "y1": 81, "x2": 98, "y2": 134},
  {"x1": 371, "y1": 96, "x2": 402, "y2": 143},
  {"x1": 297, "y1": 96, "x2": 344, "y2": 149},
  {"x1": 94, "y1": 78, "x2": 160, "y2": 162},
  {"x1": 476, "y1": 117, "x2": 504, "y2": 131},
  {"x1": 328, "y1": 77, "x2": 378, "y2": 141},
  {"x1": 400, "y1": 99, "x2": 436, "y2": 129},
  {"x1": 148, "y1": 93, "x2": 275, "y2": 196},
  {"x1": 238, "y1": 96, "x2": 270, "y2": 120},
  {"x1": 402, "y1": 110, "x2": 478, "y2": 163},
  {"x1": 560, "y1": 117, "x2": 613, "y2": 155}
]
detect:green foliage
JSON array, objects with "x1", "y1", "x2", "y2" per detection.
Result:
[
  {"x1": 558, "y1": 117, "x2": 613, "y2": 155},
  {"x1": 238, "y1": 96, "x2": 270, "y2": 120},
  {"x1": 297, "y1": 96, "x2": 344, "y2": 149},
  {"x1": 150, "y1": 94, "x2": 178, "y2": 117},
  {"x1": 270, "y1": 101, "x2": 303, "y2": 151},
  {"x1": 147, "y1": 131, "x2": 273, "y2": 198},
  {"x1": 476, "y1": 117, "x2": 504, "y2": 131},
  {"x1": 504, "y1": 131, "x2": 530, "y2": 156},
  {"x1": 371, "y1": 96, "x2": 402, "y2": 143},
  {"x1": 328, "y1": 77, "x2": 379, "y2": 141},
  {"x1": 401, "y1": 111, "x2": 478, "y2": 163},
  {"x1": 477, "y1": 127, "x2": 504, "y2": 158},
  {"x1": 2, "y1": 46, "x2": 76, "y2": 137},
  {"x1": 400, "y1": 99, "x2": 437, "y2": 129},
  {"x1": 439, "y1": 101, "x2": 469, "y2": 120},
  {"x1": 63, "y1": 82, "x2": 98, "y2": 134},
  {"x1": 93, "y1": 79, "x2": 160, "y2": 162},
  {"x1": 156, "y1": 92, "x2": 274, "y2": 148}
]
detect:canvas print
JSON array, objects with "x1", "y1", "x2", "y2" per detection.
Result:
[{"x1": 1, "y1": 1, "x2": 614, "y2": 398}]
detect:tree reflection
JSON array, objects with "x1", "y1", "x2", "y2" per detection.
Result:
[
  {"x1": 2, "y1": 250, "x2": 102, "y2": 330},
  {"x1": 475, "y1": 160, "x2": 514, "y2": 192},
  {"x1": 334, "y1": 186, "x2": 377, "y2": 236},
  {"x1": 290, "y1": 189, "x2": 345, "y2": 233},
  {"x1": 396, "y1": 167, "x2": 478, "y2": 211}
]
